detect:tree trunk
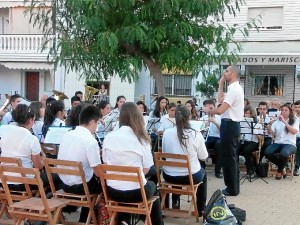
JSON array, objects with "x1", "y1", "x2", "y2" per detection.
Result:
[{"x1": 142, "y1": 57, "x2": 165, "y2": 97}]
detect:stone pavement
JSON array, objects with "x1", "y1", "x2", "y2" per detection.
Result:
[{"x1": 63, "y1": 168, "x2": 300, "y2": 225}]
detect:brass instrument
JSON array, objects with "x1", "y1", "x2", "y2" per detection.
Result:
[
  {"x1": 0, "y1": 94, "x2": 11, "y2": 116},
  {"x1": 52, "y1": 90, "x2": 69, "y2": 100},
  {"x1": 84, "y1": 85, "x2": 99, "y2": 102}
]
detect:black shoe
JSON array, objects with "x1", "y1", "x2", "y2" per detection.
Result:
[
  {"x1": 293, "y1": 167, "x2": 299, "y2": 176},
  {"x1": 221, "y1": 189, "x2": 238, "y2": 196},
  {"x1": 215, "y1": 172, "x2": 223, "y2": 179}
]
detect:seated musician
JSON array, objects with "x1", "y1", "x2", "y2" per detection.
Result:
[
  {"x1": 95, "y1": 101, "x2": 112, "y2": 142},
  {"x1": 185, "y1": 100, "x2": 199, "y2": 120},
  {"x1": 200, "y1": 99, "x2": 222, "y2": 178},
  {"x1": 265, "y1": 104, "x2": 299, "y2": 180},
  {"x1": 162, "y1": 105, "x2": 208, "y2": 217},
  {"x1": 29, "y1": 101, "x2": 45, "y2": 141},
  {"x1": 42, "y1": 100, "x2": 65, "y2": 139},
  {"x1": 158, "y1": 102, "x2": 176, "y2": 135},
  {"x1": 106, "y1": 95, "x2": 126, "y2": 131},
  {"x1": 257, "y1": 101, "x2": 272, "y2": 161},
  {"x1": 294, "y1": 100, "x2": 300, "y2": 176},
  {"x1": 239, "y1": 105, "x2": 263, "y2": 177},
  {"x1": 1, "y1": 94, "x2": 22, "y2": 125},
  {"x1": 149, "y1": 96, "x2": 168, "y2": 152},
  {"x1": 102, "y1": 102, "x2": 164, "y2": 225},
  {"x1": 58, "y1": 105, "x2": 102, "y2": 223},
  {"x1": 0, "y1": 104, "x2": 60, "y2": 191}
]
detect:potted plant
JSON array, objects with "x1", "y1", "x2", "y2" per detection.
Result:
[{"x1": 195, "y1": 70, "x2": 220, "y2": 99}]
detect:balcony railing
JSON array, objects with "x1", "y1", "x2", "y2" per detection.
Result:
[{"x1": 0, "y1": 34, "x2": 54, "y2": 54}]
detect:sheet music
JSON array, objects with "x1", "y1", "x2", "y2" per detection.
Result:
[
  {"x1": 44, "y1": 126, "x2": 72, "y2": 144},
  {"x1": 189, "y1": 120, "x2": 205, "y2": 132},
  {"x1": 240, "y1": 118, "x2": 253, "y2": 134},
  {"x1": 146, "y1": 118, "x2": 161, "y2": 131},
  {"x1": 268, "y1": 111, "x2": 280, "y2": 118}
]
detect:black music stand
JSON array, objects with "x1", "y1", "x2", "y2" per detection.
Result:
[{"x1": 239, "y1": 118, "x2": 268, "y2": 184}]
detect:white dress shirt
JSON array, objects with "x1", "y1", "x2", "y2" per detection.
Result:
[
  {"x1": 271, "y1": 119, "x2": 299, "y2": 146},
  {"x1": 58, "y1": 126, "x2": 101, "y2": 185},
  {"x1": 158, "y1": 114, "x2": 176, "y2": 132},
  {"x1": 102, "y1": 126, "x2": 153, "y2": 190},
  {"x1": 162, "y1": 127, "x2": 208, "y2": 176},
  {"x1": 222, "y1": 81, "x2": 244, "y2": 122},
  {"x1": 0, "y1": 125, "x2": 41, "y2": 168}
]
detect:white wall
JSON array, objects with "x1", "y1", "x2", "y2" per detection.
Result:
[
  {"x1": 224, "y1": 0, "x2": 300, "y2": 42},
  {"x1": 0, "y1": 65, "x2": 22, "y2": 105},
  {"x1": 109, "y1": 75, "x2": 135, "y2": 106}
]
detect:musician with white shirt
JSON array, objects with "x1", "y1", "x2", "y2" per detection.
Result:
[
  {"x1": 158, "y1": 102, "x2": 176, "y2": 135},
  {"x1": 201, "y1": 99, "x2": 222, "y2": 178},
  {"x1": 265, "y1": 104, "x2": 299, "y2": 180},
  {"x1": 239, "y1": 105, "x2": 263, "y2": 177}
]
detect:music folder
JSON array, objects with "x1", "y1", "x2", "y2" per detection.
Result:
[
  {"x1": 189, "y1": 120, "x2": 205, "y2": 132},
  {"x1": 44, "y1": 126, "x2": 73, "y2": 145}
]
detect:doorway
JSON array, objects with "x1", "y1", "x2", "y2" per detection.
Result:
[{"x1": 26, "y1": 72, "x2": 39, "y2": 101}]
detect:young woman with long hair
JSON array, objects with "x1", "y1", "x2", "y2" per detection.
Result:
[
  {"x1": 42, "y1": 100, "x2": 65, "y2": 139},
  {"x1": 162, "y1": 105, "x2": 208, "y2": 216},
  {"x1": 185, "y1": 99, "x2": 199, "y2": 120},
  {"x1": 239, "y1": 105, "x2": 263, "y2": 177},
  {"x1": 265, "y1": 103, "x2": 299, "y2": 179},
  {"x1": 102, "y1": 102, "x2": 164, "y2": 225}
]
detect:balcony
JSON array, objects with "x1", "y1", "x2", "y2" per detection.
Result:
[{"x1": 0, "y1": 34, "x2": 54, "y2": 62}]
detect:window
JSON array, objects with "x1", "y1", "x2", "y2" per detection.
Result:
[
  {"x1": 154, "y1": 74, "x2": 192, "y2": 96},
  {"x1": 253, "y1": 75, "x2": 284, "y2": 96},
  {"x1": 248, "y1": 7, "x2": 283, "y2": 30}
]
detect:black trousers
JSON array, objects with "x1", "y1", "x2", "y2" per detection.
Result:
[
  {"x1": 62, "y1": 175, "x2": 102, "y2": 222},
  {"x1": 220, "y1": 119, "x2": 240, "y2": 195},
  {"x1": 107, "y1": 181, "x2": 164, "y2": 225},
  {"x1": 206, "y1": 136, "x2": 222, "y2": 173},
  {"x1": 238, "y1": 141, "x2": 259, "y2": 173}
]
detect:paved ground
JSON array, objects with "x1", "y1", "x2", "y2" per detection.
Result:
[{"x1": 63, "y1": 168, "x2": 300, "y2": 225}]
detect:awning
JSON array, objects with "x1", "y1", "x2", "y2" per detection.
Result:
[{"x1": 0, "y1": 62, "x2": 54, "y2": 70}]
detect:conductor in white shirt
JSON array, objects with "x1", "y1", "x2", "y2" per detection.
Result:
[{"x1": 208, "y1": 65, "x2": 244, "y2": 196}]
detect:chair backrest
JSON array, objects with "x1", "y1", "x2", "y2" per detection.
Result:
[
  {"x1": 96, "y1": 164, "x2": 149, "y2": 210},
  {"x1": 44, "y1": 158, "x2": 90, "y2": 197},
  {"x1": 154, "y1": 152, "x2": 194, "y2": 186},
  {"x1": 0, "y1": 157, "x2": 22, "y2": 167},
  {"x1": 0, "y1": 165, "x2": 51, "y2": 216}
]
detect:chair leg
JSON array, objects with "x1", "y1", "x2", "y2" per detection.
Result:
[
  {"x1": 109, "y1": 211, "x2": 117, "y2": 225},
  {"x1": 191, "y1": 194, "x2": 199, "y2": 223},
  {"x1": 145, "y1": 212, "x2": 152, "y2": 225}
]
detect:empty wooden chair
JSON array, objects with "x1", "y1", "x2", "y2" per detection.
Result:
[
  {"x1": 44, "y1": 158, "x2": 99, "y2": 225},
  {"x1": 97, "y1": 164, "x2": 159, "y2": 225},
  {"x1": 154, "y1": 152, "x2": 201, "y2": 222},
  {"x1": 0, "y1": 165, "x2": 69, "y2": 225}
]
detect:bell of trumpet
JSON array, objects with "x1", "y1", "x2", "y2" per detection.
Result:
[
  {"x1": 52, "y1": 90, "x2": 69, "y2": 100},
  {"x1": 84, "y1": 85, "x2": 99, "y2": 101}
]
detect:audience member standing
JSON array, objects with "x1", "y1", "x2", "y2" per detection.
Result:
[{"x1": 208, "y1": 65, "x2": 244, "y2": 196}]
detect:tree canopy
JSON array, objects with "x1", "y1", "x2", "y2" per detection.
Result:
[{"x1": 27, "y1": 0, "x2": 252, "y2": 96}]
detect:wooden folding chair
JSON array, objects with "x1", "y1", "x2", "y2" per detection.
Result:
[
  {"x1": 44, "y1": 158, "x2": 99, "y2": 225},
  {"x1": 154, "y1": 152, "x2": 201, "y2": 223},
  {"x1": 96, "y1": 164, "x2": 159, "y2": 225},
  {"x1": 0, "y1": 165, "x2": 69, "y2": 225},
  {"x1": 0, "y1": 157, "x2": 23, "y2": 225},
  {"x1": 40, "y1": 143, "x2": 59, "y2": 158},
  {"x1": 268, "y1": 153, "x2": 295, "y2": 180}
]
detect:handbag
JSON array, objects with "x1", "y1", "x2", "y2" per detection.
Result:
[{"x1": 95, "y1": 194, "x2": 110, "y2": 225}]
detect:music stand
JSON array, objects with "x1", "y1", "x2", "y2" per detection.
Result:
[
  {"x1": 146, "y1": 118, "x2": 161, "y2": 134},
  {"x1": 239, "y1": 118, "x2": 268, "y2": 184}
]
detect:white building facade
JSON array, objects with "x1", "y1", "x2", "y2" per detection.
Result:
[{"x1": 223, "y1": 0, "x2": 300, "y2": 106}]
